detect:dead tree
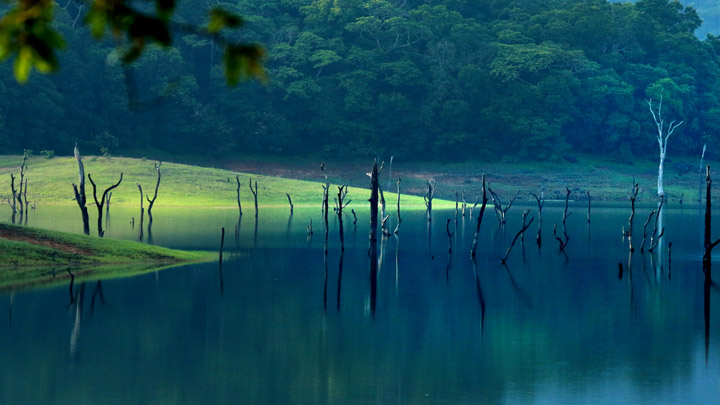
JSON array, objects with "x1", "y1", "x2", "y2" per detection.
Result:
[
  {"x1": 554, "y1": 187, "x2": 572, "y2": 251},
  {"x1": 71, "y1": 145, "x2": 90, "y2": 235},
  {"x1": 106, "y1": 192, "x2": 112, "y2": 216},
  {"x1": 136, "y1": 183, "x2": 144, "y2": 236},
  {"x1": 626, "y1": 182, "x2": 639, "y2": 252},
  {"x1": 249, "y1": 179, "x2": 258, "y2": 218},
  {"x1": 530, "y1": 192, "x2": 545, "y2": 246},
  {"x1": 320, "y1": 162, "x2": 329, "y2": 223},
  {"x1": 704, "y1": 166, "x2": 720, "y2": 278},
  {"x1": 88, "y1": 173, "x2": 123, "y2": 237},
  {"x1": 501, "y1": 213, "x2": 534, "y2": 265},
  {"x1": 337, "y1": 185, "x2": 349, "y2": 249},
  {"x1": 446, "y1": 218, "x2": 454, "y2": 254},
  {"x1": 488, "y1": 188, "x2": 519, "y2": 225},
  {"x1": 470, "y1": 174, "x2": 489, "y2": 257},
  {"x1": 286, "y1": 193, "x2": 294, "y2": 215},
  {"x1": 7, "y1": 173, "x2": 17, "y2": 221},
  {"x1": 424, "y1": 180, "x2": 435, "y2": 222},
  {"x1": 395, "y1": 177, "x2": 402, "y2": 234},
  {"x1": 521, "y1": 208, "x2": 529, "y2": 244},
  {"x1": 470, "y1": 197, "x2": 480, "y2": 218},
  {"x1": 235, "y1": 176, "x2": 243, "y2": 217},
  {"x1": 648, "y1": 92, "x2": 683, "y2": 197},
  {"x1": 369, "y1": 160, "x2": 380, "y2": 242},
  {"x1": 586, "y1": 191, "x2": 591, "y2": 223},
  {"x1": 639, "y1": 210, "x2": 656, "y2": 254},
  {"x1": 9, "y1": 155, "x2": 28, "y2": 218},
  {"x1": 698, "y1": 144, "x2": 707, "y2": 203},
  {"x1": 647, "y1": 196, "x2": 665, "y2": 253},
  {"x1": 462, "y1": 190, "x2": 467, "y2": 217},
  {"x1": 146, "y1": 165, "x2": 161, "y2": 224}
]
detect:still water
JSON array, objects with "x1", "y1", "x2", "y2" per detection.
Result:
[{"x1": 1, "y1": 203, "x2": 719, "y2": 404}]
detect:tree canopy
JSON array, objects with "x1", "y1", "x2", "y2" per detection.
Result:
[{"x1": 2, "y1": 0, "x2": 720, "y2": 162}]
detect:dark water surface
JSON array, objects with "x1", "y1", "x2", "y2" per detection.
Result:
[{"x1": 1, "y1": 203, "x2": 719, "y2": 404}]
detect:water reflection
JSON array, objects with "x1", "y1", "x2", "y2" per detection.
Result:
[{"x1": 1, "y1": 206, "x2": 719, "y2": 403}]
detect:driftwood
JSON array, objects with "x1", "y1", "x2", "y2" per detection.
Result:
[
  {"x1": 488, "y1": 188, "x2": 519, "y2": 225},
  {"x1": 249, "y1": 179, "x2": 258, "y2": 218},
  {"x1": 470, "y1": 174, "x2": 489, "y2": 257},
  {"x1": 235, "y1": 176, "x2": 243, "y2": 217},
  {"x1": 71, "y1": 145, "x2": 90, "y2": 235},
  {"x1": 501, "y1": 213, "x2": 534, "y2": 264},
  {"x1": 88, "y1": 173, "x2": 123, "y2": 237},
  {"x1": 146, "y1": 164, "x2": 161, "y2": 223},
  {"x1": 530, "y1": 191, "x2": 545, "y2": 246}
]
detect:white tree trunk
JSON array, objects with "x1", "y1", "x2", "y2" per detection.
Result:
[{"x1": 657, "y1": 147, "x2": 665, "y2": 197}]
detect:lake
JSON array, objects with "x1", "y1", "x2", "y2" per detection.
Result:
[{"x1": 1, "y1": 202, "x2": 718, "y2": 404}]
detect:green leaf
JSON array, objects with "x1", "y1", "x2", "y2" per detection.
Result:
[
  {"x1": 13, "y1": 46, "x2": 32, "y2": 83},
  {"x1": 209, "y1": 8, "x2": 243, "y2": 34}
]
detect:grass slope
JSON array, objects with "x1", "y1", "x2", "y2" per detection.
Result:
[
  {"x1": 0, "y1": 223, "x2": 214, "y2": 290},
  {"x1": 0, "y1": 155, "x2": 448, "y2": 209}
]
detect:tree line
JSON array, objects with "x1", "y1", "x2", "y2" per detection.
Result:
[{"x1": 2, "y1": 0, "x2": 720, "y2": 162}]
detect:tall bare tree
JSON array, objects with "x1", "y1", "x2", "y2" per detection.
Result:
[{"x1": 648, "y1": 92, "x2": 683, "y2": 197}]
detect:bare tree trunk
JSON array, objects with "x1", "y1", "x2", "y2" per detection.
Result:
[
  {"x1": 586, "y1": 191, "x2": 591, "y2": 223},
  {"x1": 501, "y1": 213, "x2": 534, "y2": 265},
  {"x1": 530, "y1": 192, "x2": 545, "y2": 246},
  {"x1": 249, "y1": 179, "x2": 258, "y2": 218},
  {"x1": 286, "y1": 193, "x2": 294, "y2": 215},
  {"x1": 72, "y1": 145, "x2": 90, "y2": 235},
  {"x1": 394, "y1": 177, "x2": 401, "y2": 234},
  {"x1": 647, "y1": 196, "x2": 665, "y2": 253},
  {"x1": 369, "y1": 160, "x2": 379, "y2": 243},
  {"x1": 703, "y1": 166, "x2": 719, "y2": 279},
  {"x1": 88, "y1": 173, "x2": 123, "y2": 237},
  {"x1": 137, "y1": 183, "x2": 144, "y2": 240},
  {"x1": 320, "y1": 163, "x2": 329, "y2": 224},
  {"x1": 648, "y1": 95, "x2": 683, "y2": 197},
  {"x1": 235, "y1": 175, "x2": 243, "y2": 217},
  {"x1": 627, "y1": 182, "x2": 639, "y2": 253},
  {"x1": 424, "y1": 180, "x2": 435, "y2": 222},
  {"x1": 699, "y1": 144, "x2": 707, "y2": 203},
  {"x1": 470, "y1": 174, "x2": 488, "y2": 257},
  {"x1": 554, "y1": 187, "x2": 572, "y2": 251},
  {"x1": 337, "y1": 185, "x2": 348, "y2": 250},
  {"x1": 146, "y1": 165, "x2": 161, "y2": 224}
]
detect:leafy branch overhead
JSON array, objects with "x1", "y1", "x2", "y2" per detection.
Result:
[{"x1": 0, "y1": 0, "x2": 265, "y2": 84}]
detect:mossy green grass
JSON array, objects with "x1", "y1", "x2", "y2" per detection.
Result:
[
  {"x1": 0, "y1": 223, "x2": 214, "y2": 291},
  {"x1": 0, "y1": 155, "x2": 452, "y2": 209}
]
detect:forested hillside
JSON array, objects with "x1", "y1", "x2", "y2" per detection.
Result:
[{"x1": 2, "y1": 0, "x2": 720, "y2": 162}]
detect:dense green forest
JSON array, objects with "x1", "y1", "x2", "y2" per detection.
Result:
[{"x1": 2, "y1": 0, "x2": 720, "y2": 161}]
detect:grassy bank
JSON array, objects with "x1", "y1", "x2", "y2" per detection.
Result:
[
  {"x1": 222, "y1": 154, "x2": 714, "y2": 203},
  {"x1": 0, "y1": 155, "x2": 447, "y2": 209},
  {"x1": 0, "y1": 223, "x2": 214, "y2": 290}
]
